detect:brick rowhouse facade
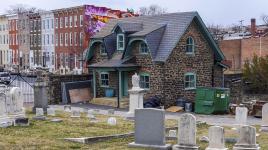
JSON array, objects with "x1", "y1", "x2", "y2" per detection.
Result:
[
  {"x1": 29, "y1": 13, "x2": 42, "y2": 68},
  {"x1": 0, "y1": 15, "x2": 10, "y2": 67},
  {"x1": 7, "y1": 14, "x2": 19, "y2": 66},
  {"x1": 88, "y1": 12, "x2": 225, "y2": 107}
]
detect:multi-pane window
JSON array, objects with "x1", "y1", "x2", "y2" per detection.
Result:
[
  {"x1": 47, "y1": 34, "x2": 49, "y2": 45},
  {"x1": 51, "y1": 19, "x2": 54, "y2": 29},
  {"x1": 42, "y1": 20, "x2": 45, "y2": 29},
  {"x1": 100, "y1": 72, "x2": 109, "y2": 87},
  {"x1": 65, "y1": 17, "x2": 68, "y2": 28},
  {"x1": 47, "y1": 19, "x2": 49, "y2": 29},
  {"x1": 74, "y1": 32, "x2": 77, "y2": 45},
  {"x1": 55, "y1": 18, "x2": 58, "y2": 28},
  {"x1": 117, "y1": 34, "x2": 124, "y2": 51},
  {"x1": 60, "y1": 17, "x2": 63, "y2": 28},
  {"x1": 100, "y1": 44, "x2": 106, "y2": 55},
  {"x1": 69, "y1": 16, "x2": 73, "y2": 27},
  {"x1": 55, "y1": 34, "x2": 58, "y2": 46},
  {"x1": 69, "y1": 33, "x2": 73, "y2": 45},
  {"x1": 51, "y1": 34, "x2": 54, "y2": 44},
  {"x1": 139, "y1": 42, "x2": 149, "y2": 54},
  {"x1": 79, "y1": 32, "x2": 83, "y2": 46},
  {"x1": 184, "y1": 72, "x2": 196, "y2": 90},
  {"x1": 140, "y1": 73, "x2": 150, "y2": 89},
  {"x1": 186, "y1": 37, "x2": 194, "y2": 54},
  {"x1": 43, "y1": 35, "x2": 45, "y2": 45},
  {"x1": 60, "y1": 33, "x2": 63, "y2": 46},
  {"x1": 65, "y1": 33, "x2": 68, "y2": 46},
  {"x1": 79, "y1": 15, "x2": 83, "y2": 26},
  {"x1": 74, "y1": 16, "x2": 77, "y2": 27}
]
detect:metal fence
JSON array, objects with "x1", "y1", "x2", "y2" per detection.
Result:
[{"x1": 9, "y1": 75, "x2": 36, "y2": 104}]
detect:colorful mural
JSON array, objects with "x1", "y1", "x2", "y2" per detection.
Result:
[{"x1": 85, "y1": 5, "x2": 136, "y2": 36}]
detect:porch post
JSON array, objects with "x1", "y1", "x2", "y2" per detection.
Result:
[
  {"x1": 93, "y1": 69, "x2": 96, "y2": 98},
  {"x1": 119, "y1": 70, "x2": 122, "y2": 100}
]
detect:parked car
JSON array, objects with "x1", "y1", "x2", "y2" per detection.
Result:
[{"x1": 0, "y1": 72, "x2": 11, "y2": 85}]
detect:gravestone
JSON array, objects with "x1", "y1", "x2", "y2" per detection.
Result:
[
  {"x1": 33, "y1": 108, "x2": 46, "y2": 120},
  {"x1": 107, "y1": 109, "x2": 115, "y2": 115},
  {"x1": 261, "y1": 103, "x2": 268, "y2": 132},
  {"x1": 71, "y1": 110, "x2": 81, "y2": 118},
  {"x1": 64, "y1": 105, "x2": 71, "y2": 112},
  {"x1": 126, "y1": 73, "x2": 146, "y2": 118},
  {"x1": 14, "y1": 118, "x2": 29, "y2": 126},
  {"x1": 9, "y1": 87, "x2": 24, "y2": 117},
  {"x1": 128, "y1": 108, "x2": 171, "y2": 150},
  {"x1": 173, "y1": 113, "x2": 199, "y2": 150},
  {"x1": 107, "y1": 117, "x2": 117, "y2": 126},
  {"x1": 47, "y1": 108, "x2": 56, "y2": 116},
  {"x1": 168, "y1": 130, "x2": 177, "y2": 138},
  {"x1": 235, "y1": 107, "x2": 248, "y2": 126},
  {"x1": 233, "y1": 126, "x2": 260, "y2": 150},
  {"x1": 206, "y1": 126, "x2": 227, "y2": 150},
  {"x1": 33, "y1": 76, "x2": 48, "y2": 113}
]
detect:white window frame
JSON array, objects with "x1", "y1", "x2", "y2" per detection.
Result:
[
  {"x1": 139, "y1": 73, "x2": 150, "y2": 90},
  {"x1": 100, "y1": 44, "x2": 107, "y2": 55},
  {"x1": 186, "y1": 36, "x2": 195, "y2": 54},
  {"x1": 65, "y1": 17, "x2": 68, "y2": 28},
  {"x1": 60, "y1": 33, "x2": 63, "y2": 46},
  {"x1": 100, "y1": 72, "x2": 109, "y2": 87},
  {"x1": 79, "y1": 15, "x2": 83, "y2": 26},
  {"x1": 69, "y1": 33, "x2": 73, "y2": 46},
  {"x1": 69, "y1": 16, "x2": 73, "y2": 27},
  {"x1": 139, "y1": 42, "x2": 149, "y2": 54},
  {"x1": 65, "y1": 33, "x2": 68, "y2": 46},
  {"x1": 117, "y1": 34, "x2": 125, "y2": 51},
  {"x1": 184, "y1": 72, "x2": 196, "y2": 90},
  {"x1": 74, "y1": 15, "x2": 77, "y2": 27},
  {"x1": 55, "y1": 18, "x2": 58, "y2": 29}
]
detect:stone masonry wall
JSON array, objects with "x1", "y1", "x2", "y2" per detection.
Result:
[{"x1": 47, "y1": 74, "x2": 92, "y2": 104}]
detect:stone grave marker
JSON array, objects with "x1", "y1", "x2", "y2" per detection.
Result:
[
  {"x1": 14, "y1": 118, "x2": 29, "y2": 126},
  {"x1": 64, "y1": 105, "x2": 71, "y2": 112},
  {"x1": 235, "y1": 107, "x2": 248, "y2": 126},
  {"x1": 33, "y1": 108, "x2": 46, "y2": 120},
  {"x1": 261, "y1": 103, "x2": 268, "y2": 132},
  {"x1": 233, "y1": 125, "x2": 260, "y2": 150},
  {"x1": 206, "y1": 126, "x2": 227, "y2": 150},
  {"x1": 107, "y1": 117, "x2": 117, "y2": 125},
  {"x1": 128, "y1": 108, "x2": 171, "y2": 149},
  {"x1": 47, "y1": 108, "x2": 56, "y2": 116},
  {"x1": 168, "y1": 130, "x2": 177, "y2": 138},
  {"x1": 173, "y1": 113, "x2": 199, "y2": 150},
  {"x1": 107, "y1": 109, "x2": 115, "y2": 115},
  {"x1": 71, "y1": 109, "x2": 81, "y2": 118}
]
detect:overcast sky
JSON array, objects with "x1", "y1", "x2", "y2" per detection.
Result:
[{"x1": 0, "y1": 0, "x2": 267, "y2": 27}]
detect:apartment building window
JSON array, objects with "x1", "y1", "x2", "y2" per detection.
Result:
[
  {"x1": 55, "y1": 18, "x2": 58, "y2": 28},
  {"x1": 51, "y1": 19, "x2": 54, "y2": 29},
  {"x1": 34, "y1": 20, "x2": 37, "y2": 31},
  {"x1": 74, "y1": 15, "x2": 77, "y2": 27},
  {"x1": 34, "y1": 34, "x2": 37, "y2": 45},
  {"x1": 55, "y1": 34, "x2": 58, "y2": 46},
  {"x1": 65, "y1": 33, "x2": 68, "y2": 46},
  {"x1": 0, "y1": 35, "x2": 2, "y2": 44},
  {"x1": 47, "y1": 34, "x2": 49, "y2": 45},
  {"x1": 74, "y1": 32, "x2": 77, "y2": 45},
  {"x1": 3, "y1": 35, "x2": 5, "y2": 44},
  {"x1": 69, "y1": 16, "x2": 73, "y2": 27},
  {"x1": 30, "y1": 21, "x2": 33, "y2": 32},
  {"x1": 16, "y1": 35, "x2": 18, "y2": 45},
  {"x1": 60, "y1": 33, "x2": 63, "y2": 46},
  {"x1": 23, "y1": 35, "x2": 26, "y2": 44},
  {"x1": 15, "y1": 20, "x2": 18, "y2": 30},
  {"x1": 47, "y1": 19, "x2": 50, "y2": 29},
  {"x1": 30, "y1": 35, "x2": 33, "y2": 46},
  {"x1": 22, "y1": 20, "x2": 25, "y2": 29},
  {"x1": 79, "y1": 32, "x2": 83, "y2": 46},
  {"x1": 52, "y1": 34, "x2": 54, "y2": 44},
  {"x1": 69, "y1": 33, "x2": 73, "y2": 46},
  {"x1": 38, "y1": 34, "x2": 41, "y2": 46},
  {"x1": 52, "y1": 52, "x2": 54, "y2": 65},
  {"x1": 60, "y1": 17, "x2": 63, "y2": 28},
  {"x1": 65, "y1": 17, "x2": 68, "y2": 28},
  {"x1": 43, "y1": 34, "x2": 45, "y2": 45},
  {"x1": 42, "y1": 20, "x2": 45, "y2": 29},
  {"x1": 79, "y1": 15, "x2": 83, "y2": 26}
]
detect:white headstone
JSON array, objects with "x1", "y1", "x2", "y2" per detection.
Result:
[
  {"x1": 126, "y1": 73, "x2": 146, "y2": 118},
  {"x1": 128, "y1": 108, "x2": 171, "y2": 149},
  {"x1": 71, "y1": 110, "x2": 81, "y2": 118},
  {"x1": 107, "y1": 117, "x2": 117, "y2": 126},
  {"x1": 233, "y1": 126, "x2": 260, "y2": 150},
  {"x1": 64, "y1": 105, "x2": 71, "y2": 112},
  {"x1": 235, "y1": 107, "x2": 248, "y2": 125},
  {"x1": 173, "y1": 113, "x2": 199, "y2": 150},
  {"x1": 168, "y1": 130, "x2": 177, "y2": 138},
  {"x1": 47, "y1": 108, "x2": 56, "y2": 116},
  {"x1": 0, "y1": 93, "x2": 7, "y2": 117},
  {"x1": 261, "y1": 103, "x2": 268, "y2": 132},
  {"x1": 206, "y1": 126, "x2": 227, "y2": 150},
  {"x1": 107, "y1": 109, "x2": 115, "y2": 115},
  {"x1": 36, "y1": 108, "x2": 44, "y2": 116}
]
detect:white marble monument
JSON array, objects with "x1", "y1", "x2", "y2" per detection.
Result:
[
  {"x1": 107, "y1": 117, "x2": 117, "y2": 126},
  {"x1": 261, "y1": 103, "x2": 268, "y2": 132},
  {"x1": 47, "y1": 108, "x2": 56, "y2": 116},
  {"x1": 206, "y1": 126, "x2": 227, "y2": 150},
  {"x1": 233, "y1": 125, "x2": 260, "y2": 150},
  {"x1": 173, "y1": 113, "x2": 199, "y2": 150},
  {"x1": 126, "y1": 73, "x2": 146, "y2": 118},
  {"x1": 235, "y1": 106, "x2": 248, "y2": 126}
]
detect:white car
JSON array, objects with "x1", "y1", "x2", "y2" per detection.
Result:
[{"x1": 0, "y1": 72, "x2": 11, "y2": 85}]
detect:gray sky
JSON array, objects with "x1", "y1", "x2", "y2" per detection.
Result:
[{"x1": 0, "y1": 0, "x2": 267, "y2": 27}]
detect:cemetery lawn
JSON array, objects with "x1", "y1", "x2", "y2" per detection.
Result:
[{"x1": 0, "y1": 110, "x2": 267, "y2": 150}]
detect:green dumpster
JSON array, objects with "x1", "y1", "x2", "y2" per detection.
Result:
[{"x1": 195, "y1": 87, "x2": 230, "y2": 114}]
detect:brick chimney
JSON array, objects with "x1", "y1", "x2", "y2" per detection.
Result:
[{"x1": 251, "y1": 18, "x2": 256, "y2": 36}]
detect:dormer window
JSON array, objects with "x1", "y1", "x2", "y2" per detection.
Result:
[
  {"x1": 139, "y1": 42, "x2": 149, "y2": 54},
  {"x1": 186, "y1": 37, "x2": 194, "y2": 54},
  {"x1": 117, "y1": 34, "x2": 125, "y2": 51},
  {"x1": 100, "y1": 44, "x2": 107, "y2": 55}
]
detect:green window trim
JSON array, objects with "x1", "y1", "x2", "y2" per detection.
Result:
[
  {"x1": 117, "y1": 33, "x2": 125, "y2": 51},
  {"x1": 100, "y1": 44, "x2": 107, "y2": 56},
  {"x1": 100, "y1": 72, "x2": 109, "y2": 87},
  {"x1": 186, "y1": 36, "x2": 195, "y2": 55},
  {"x1": 139, "y1": 42, "x2": 149, "y2": 54},
  {"x1": 139, "y1": 72, "x2": 150, "y2": 90},
  {"x1": 184, "y1": 72, "x2": 196, "y2": 90}
]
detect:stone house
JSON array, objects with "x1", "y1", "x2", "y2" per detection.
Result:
[{"x1": 86, "y1": 12, "x2": 226, "y2": 106}]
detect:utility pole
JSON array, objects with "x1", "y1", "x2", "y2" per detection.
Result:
[{"x1": 239, "y1": 20, "x2": 244, "y2": 37}]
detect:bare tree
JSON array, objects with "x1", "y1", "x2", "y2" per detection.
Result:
[
  {"x1": 6, "y1": 4, "x2": 41, "y2": 14},
  {"x1": 207, "y1": 24, "x2": 224, "y2": 40},
  {"x1": 138, "y1": 4, "x2": 167, "y2": 16}
]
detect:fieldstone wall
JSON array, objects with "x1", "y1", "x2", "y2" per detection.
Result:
[{"x1": 47, "y1": 74, "x2": 92, "y2": 104}]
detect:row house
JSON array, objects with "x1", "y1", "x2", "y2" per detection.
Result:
[
  {"x1": 29, "y1": 13, "x2": 42, "y2": 68},
  {"x1": 7, "y1": 14, "x2": 19, "y2": 66},
  {"x1": 40, "y1": 11, "x2": 55, "y2": 72},
  {"x1": 0, "y1": 15, "x2": 11, "y2": 67}
]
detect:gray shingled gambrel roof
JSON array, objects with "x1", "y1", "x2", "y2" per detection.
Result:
[{"x1": 90, "y1": 11, "x2": 225, "y2": 62}]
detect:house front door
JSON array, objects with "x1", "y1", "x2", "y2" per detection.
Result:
[{"x1": 121, "y1": 72, "x2": 129, "y2": 97}]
